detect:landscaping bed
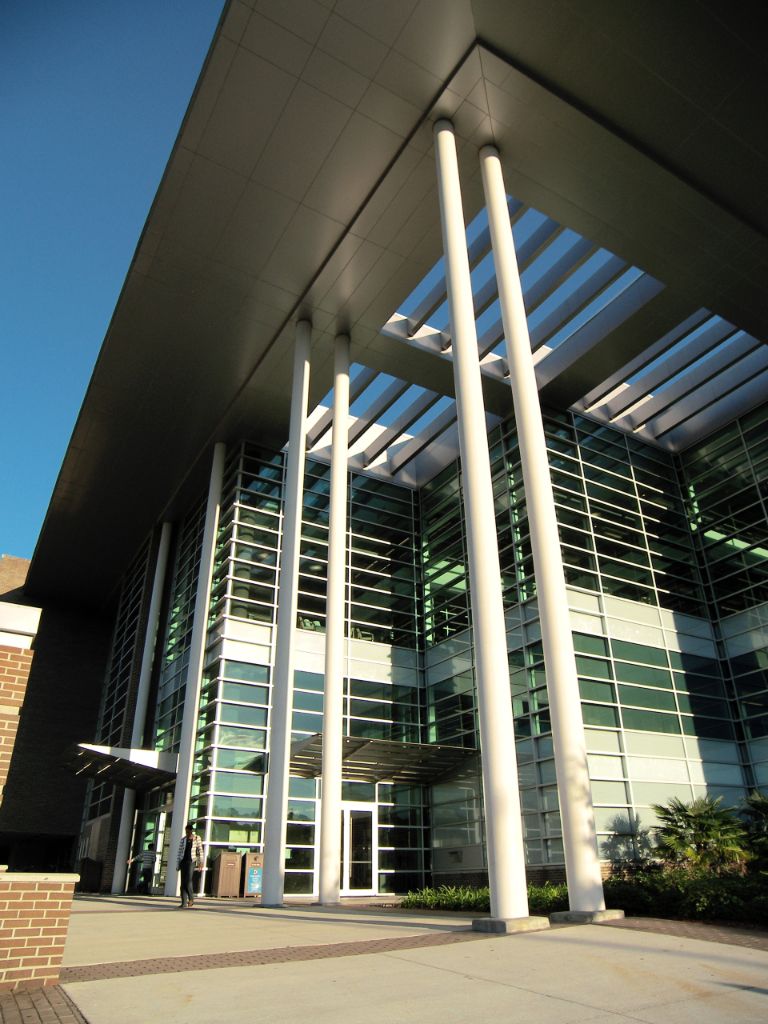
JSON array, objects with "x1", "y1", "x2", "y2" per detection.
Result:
[{"x1": 401, "y1": 871, "x2": 768, "y2": 926}]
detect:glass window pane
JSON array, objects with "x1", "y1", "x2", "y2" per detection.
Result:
[
  {"x1": 219, "y1": 703, "x2": 268, "y2": 727},
  {"x1": 212, "y1": 795, "x2": 262, "y2": 818},
  {"x1": 579, "y1": 680, "x2": 615, "y2": 703},
  {"x1": 614, "y1": 662, "x2": 673, "y2": 688},
  {"x1": 582, "y1": 704, "x2": 619, "y2": 727},
  {"x1": 222, "y1": 682, "x2": 269, "y2": 705},
  {"x1": 619, "y1": 684, "x2": 677, "y2": 711},
  {"x1": 224, "y1": 661, "x2": 269, "y2": 683},
  {"x1": 218, "y1": 726, "x2": 266, "y2": 750},
  {"x1": 287, "y1": 799, "x2": 316, "y2": 822},
  {"x1": 621, "y1": 708, "x2": 680, "y2": 734}
]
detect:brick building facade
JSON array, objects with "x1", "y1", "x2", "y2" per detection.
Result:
[
  {"x1": 0, "y1": 555, "x2": 111, "y2": 871},
  {"x1": 0, "y1": 557, "x2": 39, "y2": 818}
]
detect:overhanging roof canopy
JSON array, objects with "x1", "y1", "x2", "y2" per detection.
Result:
[
  {"x1": 292, "y1": 734, "x2": 474, "y2": 783},
  {"x1": 28, "y1": 0, "x2": 768, "y2": 607},
  {"x1": 66, "y1": 744, "x2": 178, "y2": 791},
  {"x1": 250, "y1": 734, "x2": 474, "y2": 784}
]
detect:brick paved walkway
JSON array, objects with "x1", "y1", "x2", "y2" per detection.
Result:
[
  {"x1": 600, "y1": 915, "x2": 768, "y2": 952},
  {"x1": 59, "y1": 927, "x2": 486, "y2": 983},
  {"x1": 0, "y1": 986, "x2": 87, "y2": 1024}
]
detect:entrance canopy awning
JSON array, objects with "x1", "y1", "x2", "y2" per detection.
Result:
[
  {"x1": 284, "y1": 734, "x2": 474, "y2": 785},
  {"x1": 66, "y1": 744, "x2": 178, "y2": 791}
]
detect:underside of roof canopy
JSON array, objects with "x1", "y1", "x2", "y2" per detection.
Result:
[
  {"x1": 28, "y1": 0, "x2": 768, "y2": 608},
  {"x1": 250, "y1": 734, "x2": 475, "y2": 785}
]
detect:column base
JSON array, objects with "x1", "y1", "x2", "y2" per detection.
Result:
[
  {"x1": 549, "y1": 909, "x2": 625, "y2": 924},
  {"x1": 472, "y1": 916, "x2": 550, "y2": 934}
]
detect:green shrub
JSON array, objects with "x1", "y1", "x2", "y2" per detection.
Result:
[
  {"x1": 400, "y1": 881, "x2": 568, "y2": 914},
  {"x1": 400, "y1": 885, "x2": 490, "y2": 911},
  {"x1": 604, "y1": 865, "x2": 768, "y2": 924},
  {"x1": 401, "y1": 871, "x2": 768, "y2": 924},
  {"x1": 527, "y1": 882, "x2": 569, "y2": 914}
]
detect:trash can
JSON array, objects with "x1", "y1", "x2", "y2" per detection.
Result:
[
  {"x1": 211, "y1": 851, "x2": 241, "y2": 897},
  {"x1": 76, "y1": 858, "x2": 103, "y2": 893},
  {"x1": 242, "y1": 852, "x2": 264, "y2": 897}
]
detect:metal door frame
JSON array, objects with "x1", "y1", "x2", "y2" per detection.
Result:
[{"x1": 340, "y1": 800, "x2": 378, "y2": 896}]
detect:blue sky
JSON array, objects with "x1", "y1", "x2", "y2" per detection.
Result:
[{"x1": 1, "y1": 1, "x2": 224, "y2": 559}]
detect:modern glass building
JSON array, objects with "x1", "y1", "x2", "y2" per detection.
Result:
[{"x1": 21, "y1": 2, "x2": 768, "y2": 918}]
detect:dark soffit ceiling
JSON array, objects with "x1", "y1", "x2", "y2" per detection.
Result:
[{"x1": 27, "y1": 0, "x2": 768, "y2": 607}]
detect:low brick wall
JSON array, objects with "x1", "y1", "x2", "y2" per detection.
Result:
[{"x1": 0, "y1": 871, "x2": 79, "y2": 991}]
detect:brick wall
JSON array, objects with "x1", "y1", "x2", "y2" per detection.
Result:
[
  {"x1": 0, "y1": 561, "x2": 113, "y2": 873},
  {"x1": 0, "y1": 646, "x2": 33, "y2": 800},
  {"x1": 432, "y1": 864, "x2": 570, "y2": 888},
  {"x1": 0, "y1": 605, "x2": 112, "y2": 868},
  {"x1": 0, "y1": 872, "x2": 78, "y2": 991},
  {"x1": 0, "y1": 555, "x2": 29, "y2": 601},
  {"x1": 526, "y1": 864, "x2": 568, "y2": 885}
]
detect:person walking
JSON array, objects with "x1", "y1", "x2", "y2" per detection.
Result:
[
  {"x1": 177, "y1": 822, "x2": 204, "y2": 908},
  {"x1": 128, "y1": 845, "x2": 156, "y2": 894}
]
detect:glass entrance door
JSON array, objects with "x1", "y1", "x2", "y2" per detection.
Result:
[{"x1": 340, "y1": 802, "x2": 377, "y2": 896}]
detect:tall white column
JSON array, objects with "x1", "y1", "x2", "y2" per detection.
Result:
[
  {"x1": 434, "y1": 120, "x2": 529, "y2": 921},
  {"x1": 112, "y1": 521, "x2": 173, "y2": 894},
  {"x1": 262, "y1": 319, "x2": 312, "y2": 906},
  {"x1": 319, "y1": 335, "x2": 350, "y2": 905},
  {"x1": 164, "y1": 443, "x2": 226, "y2": 896},
  {"x1": 480, "y1": 144, "x2": 605, "y2": 913}
]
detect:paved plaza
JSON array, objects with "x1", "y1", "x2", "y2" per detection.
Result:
[{"x1": 2, "y1": 896, "x2": 767, "y2": 1024}]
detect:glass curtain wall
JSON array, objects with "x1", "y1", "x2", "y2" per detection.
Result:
[
  {"x1": 133, "y1": 497, "x2": 207, "y2": 881},
  {"x1": 421, "y1": 407, "x2": 745, "y2": 875},
  {"x1": 679, "y1": 401, "x2": 768, "y2": 789},
  {"x1": 185, "y1": 446, "x2": 280, "y2": 883},
  {"x1": 174, "y1": 443, "x2": 425, "y2": 895},
  {"x1": 84, "y1": 538, "x2": 151, "y2": 827},
  {"x1": 121, "y1": 402, "x2": 767, "y2": 891},
  {"x1": 152, "y1": 498, "x2": 206, "y2": 753}
]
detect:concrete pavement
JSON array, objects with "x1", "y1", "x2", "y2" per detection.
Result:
[
  {"x1": 62, "y1": 895, "x2": 474, "y2": 966},
  {"x1": 2, "y1": 897, "x2": 767, "y2": 1024}
]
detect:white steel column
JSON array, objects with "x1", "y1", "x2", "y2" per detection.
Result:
[
  {"x1": 164, "y1": 443, "x2": 226, "y2": 896},
  {"x1": 480, "y1": 144, "x2": 605, "y2": 913},
  {"x1": 434, "y1": 120, "x2": 529, "y2": 921},
  {"x1": 319, "y1": 334, "x2": 350, "y2": 905},
  {"x1": 262, "y1": 319, "x2": 312, "y2": 906},
  {"x1": 112, "y1": 521, "x2": 173, "y2": 893}
]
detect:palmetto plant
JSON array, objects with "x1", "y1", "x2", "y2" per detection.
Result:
[
  {"x1": 742, "y1": 790, "x2": 768, "y2": 869},
  {"x1": 651, "y1": 796, "x2": 750, "y2": 873}
]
